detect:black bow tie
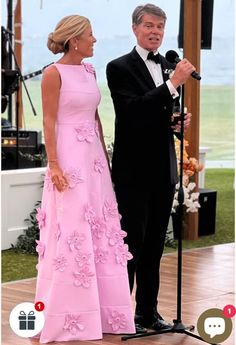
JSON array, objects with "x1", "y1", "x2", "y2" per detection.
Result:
[{"x1": 147, "y1": 51, "x2": 160, "y2": 64}]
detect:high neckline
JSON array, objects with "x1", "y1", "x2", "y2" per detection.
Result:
[{"x1": 55, "y1": 63, "x2": 83, "y2": 66}]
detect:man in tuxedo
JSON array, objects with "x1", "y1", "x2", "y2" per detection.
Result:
[{"x1": 106, "y1": 4, "x2": 195, "y2": 332}]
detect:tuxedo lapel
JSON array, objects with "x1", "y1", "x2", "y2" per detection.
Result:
[{"x1": 129, "y1": 48, "x2": 156, "y2": 89}]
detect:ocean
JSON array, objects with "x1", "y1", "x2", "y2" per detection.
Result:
[{"x1": 22, "y1": 35, "x2": 234, "y2": 86}]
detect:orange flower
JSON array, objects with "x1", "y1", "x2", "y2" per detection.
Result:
[{"x1": 175, "y1": 139, "x2": 204, "y2": 178}]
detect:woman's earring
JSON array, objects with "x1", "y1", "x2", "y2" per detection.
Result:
[{"x1": 75, "y1": 46, "x2": 78, "y2": 51}]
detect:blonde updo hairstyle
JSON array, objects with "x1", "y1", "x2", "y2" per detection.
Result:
[{"x1": 47, "y1": 15, "x2": 90, "y2": 54}]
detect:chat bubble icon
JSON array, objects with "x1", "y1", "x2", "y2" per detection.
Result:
[{"x1": 204, "y1": 317, "x2": 225, "y2": 338}]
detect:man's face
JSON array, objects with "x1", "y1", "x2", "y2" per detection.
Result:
[{"x1": 132, "y1": 13, "x2": 165, "y2": 52}]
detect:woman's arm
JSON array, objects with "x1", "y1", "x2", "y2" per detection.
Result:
[
  {"x1": 95, "y1": 109, "x2": 111, "y2": 170},
  {"x1": 42, "y1": 66, "x2": 68, "y2": 192}
]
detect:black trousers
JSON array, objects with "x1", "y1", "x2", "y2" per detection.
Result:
[{"x1": 114, "y1": 181, "x2": 175, "y2": 312}]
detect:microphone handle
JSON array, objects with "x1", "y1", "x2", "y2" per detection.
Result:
[
  {"x1": 191, "y1": 71, "x2": 201, "y2": 80},
  {"x1": 174, "y1": 57, "x2": 201, "y2": 80}
]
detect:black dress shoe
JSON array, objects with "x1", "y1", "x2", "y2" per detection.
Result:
[
  {"x1": 135, "y1": 310, "x2": 171, "y2": 331},
  {"x1": 135, "y1": 323, "x2": 148, "y2": 334},
  {"x1": 150, "y1": 318, "x2": 172, "y2": 331}
]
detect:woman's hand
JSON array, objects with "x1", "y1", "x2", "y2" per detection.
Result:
[{"x1": 50, "y1": 163, "x2": 69, "y2": 192}]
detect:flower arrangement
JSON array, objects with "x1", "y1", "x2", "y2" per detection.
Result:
[{"x1": 172, "y1": 139, "x2": 204, "y2": 213}]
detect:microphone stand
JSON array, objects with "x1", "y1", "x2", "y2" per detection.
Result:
[
  {"x1": 4, "y1": 29, "x2": 37, "y2": 117},
  {"x1": 121, "y1": 84, "x2": 217, "y2": 345}
]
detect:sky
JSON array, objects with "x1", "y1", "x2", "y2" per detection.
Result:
[{"x1": 1, "y1": 0, "x2": 235, "y2": 39}]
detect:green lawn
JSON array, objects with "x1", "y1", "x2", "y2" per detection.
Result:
[
  {"x1": 2, "y1": 251, "x2": 38, "y2": 283},
  {"x1": 2, "y1": 168, "x2": 234, "y2": 283},
  {"x1": 2, "y1": 82, "x2": 234, "y2": 160},
  {"x1": 200, "y1": 86, "x2": 235, "y2": 160}
]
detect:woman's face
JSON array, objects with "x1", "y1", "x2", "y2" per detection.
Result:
[{"x1": 75, "y1": 24, "x2": 96, "y2": 58}]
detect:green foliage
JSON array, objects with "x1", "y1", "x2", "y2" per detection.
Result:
[{"x1": 11, "y1": 201, "x2": 41, "y2": 254}]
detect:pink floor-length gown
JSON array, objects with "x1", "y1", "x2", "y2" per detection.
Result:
[{"x1": 34, "y1": 62, "x2": 135, "y2": 343}]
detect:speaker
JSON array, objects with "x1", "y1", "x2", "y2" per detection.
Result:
[
  {"x1": 1, "y1": 129, "x2": 44, "y2": 170},
  {"x1": 198, "y1": 188, "x2": 217, "y2": 236},
  {"x1": 178, "y1": 0, "x2": 214, "y2": 50}
]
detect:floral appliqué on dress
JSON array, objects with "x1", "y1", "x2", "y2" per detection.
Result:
[
  {"x1": 103, "y1": 199, "x2": 119, "y2": 221},
  {"x1": 94, "y1": 247, "x2": 109, "y2": 264},
  {"x1": 53, "y1": 254, "x2": 68, "y2": 272},
  {"x1": 115, "y1": 244, "x2": 133, "y2": 266},
  {"x1": 35, "y1": 240, "x2": 45, "y2": 259},
  {"x1": 75, "y1": 252, "x2": 92, "y2": 267},
  {"x1": 75, "y1": 122, "x2": 98, "y2": 143},
  {"x1": 82, "y1": 62, "x2": 95, "y2": 75},
  {"x1": 108, "y1": 311, "x2": 127, "y2": 331},
  {"x1": 64, "y1": 168, "x2": 84, "y2": 188},
  {"x1": 94, "y1": 158, "x2": 105, "y2": 174},
  {"x1": 63, "y1": 314, "x2": 85, "y2": 335},
  {"x1": 106, "y1": 227, "x2": 127, "y2": 246},
  {"x1": 36, "y1": 208, "x2": 46, "y2": 229},
  {"x1": 67, "y1": 231, "x2": 86, "y2": 251},
  {"x1": 73, "y1": 266, "x2": 94, "y2": 288},
  {"x1": 90, "y1": 217, "x2": 106, "y2": 239}
]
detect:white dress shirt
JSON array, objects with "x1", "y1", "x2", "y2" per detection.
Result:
[{"x1": 135, "y1": 44, "x2": 179, "y2": 99}]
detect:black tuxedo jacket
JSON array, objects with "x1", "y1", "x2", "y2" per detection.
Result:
[{"x1": 106, "y1": 48, "x2": 179, "y2": 186}]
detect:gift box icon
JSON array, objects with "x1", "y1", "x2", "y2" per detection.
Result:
[{"x1": 18, "y1": 310, "x2": 35, "y2": 330}]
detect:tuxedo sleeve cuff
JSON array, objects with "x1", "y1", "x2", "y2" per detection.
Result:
[{"x1": 166, "y1": 80, "x2": 179, "y2": 99}]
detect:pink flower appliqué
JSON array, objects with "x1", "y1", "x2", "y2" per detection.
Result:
[
  {"x1": 103, "y1": 199, "x2": 119, "y2": 221},
  {"x1": 65, "y1": 168, "x2": 84, "y2": 188},
  {"x1": 82, "y1": 62, "x2": 95, "y2": 74},
  {"x1": 67, "y1": 231, "x2": 86, "y2": 251},
  {"x1": 108, "y1": 311, "x2": 127, "y2": 331},
  {"x1": 106, "y1": 227, "x2": 127, "y2": 246},
  {"x1": 115, "y1": 244, "x2": 133, "y2": 266},
  {"x1": 75, "y1": 252, "x2": 92, "y2": 267},
  {"x1": 75, "y1": 122, "x2": 98, "y2": 143},
  {"x1": 36, "y1": 208, "x2": 46, "y2": 229},
  {"x1": 90, "y1": 217, "x2": 106, "y2": 239},
  {"x1": 35, "y1": 240, "x2": 45, "y2": 259},
  {"x1": 84, "y1": 204, "x2": 96, "y2": 224},
  {"x1": 94, "y1": 247, "x2": 109, "y2": 264},
  {"x1": 94, "y1": 158, "x2": 105, "y2": 174},
  {"x1": 53, "y1": 254, "x2": 68, "y2": 272},
  {"x1": 63, "y1": 314, "x2": 85, "y2": 335},
  {"x1": 74, "y1": 266, "x2": 94, "y2": 288}
]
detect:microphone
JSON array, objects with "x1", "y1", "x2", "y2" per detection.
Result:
[{"x1": 165, "y1": 50, "x2": 201, "y2": 81}]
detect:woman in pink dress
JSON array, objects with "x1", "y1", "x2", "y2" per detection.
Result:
[{"x1": 34, "y1": 14, "x2": 135, "y2": 343}]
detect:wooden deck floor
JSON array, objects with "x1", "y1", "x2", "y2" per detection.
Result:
[{"x1": 2, "y1": 243, "x2": 235, "y2": 345}]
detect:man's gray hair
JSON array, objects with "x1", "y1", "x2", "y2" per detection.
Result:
[{"x1": 132, "y1": 3, "x2": 167, "y2": 25}]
